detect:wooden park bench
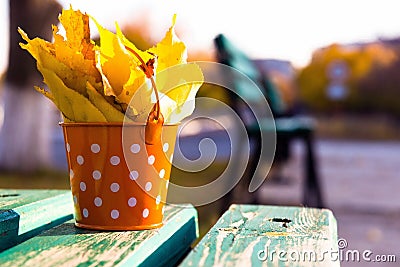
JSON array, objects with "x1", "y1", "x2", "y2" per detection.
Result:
[
  {"x1": 214, "y1": 34, "x2": 324, "y2": 208},
  {"x1": 0, "y1": 189, "x2": 339, "y2": 266}
]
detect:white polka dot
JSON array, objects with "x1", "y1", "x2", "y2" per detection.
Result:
[
  {"x1": 163, "y1": 143, "x2": 169, "y2": 152},
  {"x1": 77, "y1": 155, "x2": 84, "y2": 165},
  {"x1": 94, "y1": 197, "x2": 102, "y2": 207},
  {"x1": 83, "y1": 208, "x2": 89, "y2": 218},
  {"x1": 142, "y1": 208, "x2": 149, "y2": 218},
  {"x1": 73, "y1": 195, "x2": 77, "y2": 204},
  {"x1": 110, "y1": 183, "x2": 120, "y2": 192},
  {"x1": 66, "y1": 143, "x2": 71, "y2": 152},
  {"x1": 166, "y1": 180, "x2": 169, "y2": 189},
  {"x1": 156, "y1": 195, "x2": 161, "y2": 205},
  {"x1": 159, "y1": 169, "x2": 165, "y2": 179},
  {"x1": 148, "y1": 155, "x2": 155, "y2": 165},
  {"x1": 110, "y1": 156, "x2": 120, "y2": 166},
  {"x1": 128, "y1": 197, "x2": 137, "y2": 207},
  {"x1": 130, "y1": 144, "x2": 140, "y2": 154},
  {"x1": 169, "y1": 155, "x2": 174, "y2": 163},
  {"x1": 91, "y1": 144, "x2": 100, "y2": 153},
  {"x1": 69, "y1": 169, "x2": 74, "y2": 179},
  {"x1": 129, "y1": 170, "x2": 139, "y2": 180},
  {"x1": 80, "y1": 182, "x2": 86, "y2": 191},
  {"x1": 162, "y1": 206, "x2": 166, "y2": 215},
  {"x1": 111, "y1": 209, "x2": 119, "y2": 219},
  {"x1": 145, "y1": 182, "x2": 152, "y2": 192},
  {"x1": 92, "y1": 170, "x2": 101, "y2": 180}
]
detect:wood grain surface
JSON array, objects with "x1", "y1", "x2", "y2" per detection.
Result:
[
  {"x1": 0, "y1": 189, "x2": 74, "y2": 251},
  {"x1": 0, "y1": 203, "x2": 198, "y2": 267},
  {"x1": 180, "y1": 204, "x2": 339, "y2": 267}
]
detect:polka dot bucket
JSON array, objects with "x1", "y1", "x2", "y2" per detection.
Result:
[{"x1": 61, "y1": 122, "x2": 178, "y2": 230}]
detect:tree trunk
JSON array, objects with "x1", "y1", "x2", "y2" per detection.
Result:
[{"x1": 0, "y1": 0, "x2": 62, "y2": 172}]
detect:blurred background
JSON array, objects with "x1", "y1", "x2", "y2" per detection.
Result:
[{"x1": 1, "y1": 1, "x2": 399, "y2": 266}]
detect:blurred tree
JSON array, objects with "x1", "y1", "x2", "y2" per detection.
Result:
[
  {"x1": 297, "y1": 42, "x2": 397, "y2": 114},
  {"x1": 357, "y1": 54, "x2": 400, "y2": 116},
  {"x1": 0, "y1": 0, "x2": 61, "y2": 172}
]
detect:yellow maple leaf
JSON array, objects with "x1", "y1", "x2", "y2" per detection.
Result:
[
  {"x1": 118, "y1": 15, "x2": 202, "y2": 122},
  {"x1": 19, "y1": 27, "x2": 101, "y2": 97},
  {"x1": 155, "y1": 63, "x2": 203, "y2": 122},
  {"x1": 53, "y1": 8, "x2": 101, "y2": 94},
  {"x1": 19, "y1": 7, "x2": 203, "y2": 124},
  {"x1": 147, "y1": 14, "x2": 187, "y2": 72},
  {"x1": 18, "y1": 5, "x2": 102, "y2": 97},
  {"x1": 115, "y1": 23, "x2": 153, "y2": 68},
  {"x1": 34, "y1": 86, "x2": 54, "y2": 102},
  {"x1": 38, "y1": 64, "x2": 107, "y2": 122},
  {"x1": 53, "y1": 25, "x2": 101, "y2": 91},
  {"x1": 86, "y1": 82, "x2": 128, "y2": 122},
  {"x1": 93, "y1": 18, "x2": 148, "y2": 106},
  {"x1": 58, "y1": 7, "x2": 91, "y2": 54}
]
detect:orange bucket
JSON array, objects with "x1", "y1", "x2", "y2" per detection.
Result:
[{"x1": 61, "y1": 122, "x2": 178, "y2": 230}]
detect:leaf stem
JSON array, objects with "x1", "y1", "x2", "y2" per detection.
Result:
[{"x1": 124, "y1": 46, "x2": 160, "y2": 119}]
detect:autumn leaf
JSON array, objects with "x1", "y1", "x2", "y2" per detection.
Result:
[
  {"x1": 115, "y1": 23, "x2": 153, "y2": 68},
  {"x1": 93, "y1": 18, "x2": 150, "y2": 106},
  {"x1": 86, "y1": 82, "x2": 128, "y2": 122},
  {"x1": 19, "y1": 29, "x2": 89, "y2": 96},
  {"x1": 38, "y1": 64, "x2": 107, "y2": 122},
  {"x1": 157, "y1": 63, "x2": 203, "y2": 106},
  {"x1": 18, "y1": 7, "x2": 102, "y2": 97},
  {"x1": 34, "y1": 86, "x2": 54, "y2": 101},
  {"x1": 155, "y1": 63, "x2": 203, "y2": 122},
  {"x1": 147, "y1": 14, "x2": 187, "y2": 72},
  {"x1": 53, "y1": 8, "x2": 101, "y2": 94},
  {"x1": 19, "y1": 7, "x2": 203, "y2": 124},
  {"x1": 120, "y1": 15, "x2": 202, "y2": 122},
  {"x1": 58, "y1": 7, "x2": 91, "y2": 54}
]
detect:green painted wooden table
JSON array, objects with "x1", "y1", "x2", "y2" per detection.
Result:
[
  {"x1": 0, "y1": 189, "x2": 199, "y2": 267},
  {"x1": 0, "y1": 189, "x2": 74, "y2": 251},
  {"x1": 180, "y1": 204, "x2": 339, "y2": 267},
  {"x1": 1, "y1": 190, "x2": 338, "y2": 266}
]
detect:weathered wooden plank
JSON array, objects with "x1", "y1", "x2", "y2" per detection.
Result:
[
  {"x1": 0, "y1": 204, "x2": 198, "y2": 267},
  {"x1": 0, "y1": 189, "x2": 74, "y2": 251},
  {"x1": 180, "y1": 204, "x2": 339, "y2": 267}
]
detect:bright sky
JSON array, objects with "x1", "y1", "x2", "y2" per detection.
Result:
[{"x1": 1, "y1": 0, "x2": 400, "y2": 74}]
